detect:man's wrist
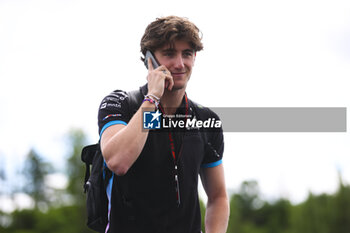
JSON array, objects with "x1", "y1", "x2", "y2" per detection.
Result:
[
  {"x1": 146, "y1": 93, "x2": 160, "y2": 102},
  {"x1": 143, "y1": 94, "x2": 160, "y2": 108}
]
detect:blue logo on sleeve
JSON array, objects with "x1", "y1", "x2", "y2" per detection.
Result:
[{"x1": 143, "y1": 110, "x2": 162, "y2": 129}]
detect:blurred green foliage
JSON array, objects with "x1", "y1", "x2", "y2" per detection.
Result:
[
  {"x1": 225, "y1": 178, "x2": 350, "y2": 233},
  {"x1": 22, "y1": 149, "x2": 52, "y2": 210},
  {"x1": 1, "y1": 128, "x2": 350, "y2": 233}
]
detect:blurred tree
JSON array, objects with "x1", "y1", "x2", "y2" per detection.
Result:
[
  {"x1": 6, "y1": 206, "x2": 95, "y2": 233},
  {"x1": 235, "y1": 180, "x2": 262, "y2": 221},
  {"x1": 332, "y1": 176, "x2": 350, "y2": 233},
  {"x1": 227, "y1": 193, "x2": 242, "y2": 233},
  {"x1": 228, "y1": 181, "x2": 293, "y2": 233},
  {"x1": 289, "y1": 192, "x2": 335, "y2": 233},
  {"x1": 6, "y1": 209, "x2": 38, "y2": 233},
  {"x1": 35, "y1": 205, "x2": 94, "y2": 233},
  {"x1": 255, "y1": 199, "x2": 291, "y2": 233},
  {"x1": 0, "y1": 159, "x2": 6, "y2": 231},
  {"x1": 22, "y1": 149, "x2": 52, "y2": 209},
  {"x1": 0, "y1": 210, "x2": 9, "y2": 233},
  {"x1": 64, "y1": 128, "x2": 93, "y2": 233},
  {"x1": 227, "y1": 180, "x2": 264, "y2": 233},
  {"x1": 65, "y1": 128, "x2": 88, "y2": 206},
  {"x1": 1, "y1": 128, "x2": 97, "y2": 233}
]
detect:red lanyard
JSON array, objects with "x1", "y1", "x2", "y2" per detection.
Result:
[
  {"x1": 158, "y1": 93, "x2": 189, "y2": 206},
  {"x1": 158, "y1": 93, "x2": 189, "y2": 161}
]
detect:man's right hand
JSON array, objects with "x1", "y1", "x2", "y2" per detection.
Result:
[{"x1": 147, "y1": 57, "x2": 174, "y2": 98}]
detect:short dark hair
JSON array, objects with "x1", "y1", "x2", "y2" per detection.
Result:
[{"x1": 140, "y1": 16, "x2": 203, "y2": 61}]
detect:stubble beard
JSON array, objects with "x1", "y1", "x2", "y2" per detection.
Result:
[{"x1": 170, "y1": 73, "x2": 191, "y2": 91}]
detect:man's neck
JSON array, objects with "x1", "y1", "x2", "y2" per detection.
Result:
[{"x1": 160, "y1": 88, "x2": 186, "y2": 115}]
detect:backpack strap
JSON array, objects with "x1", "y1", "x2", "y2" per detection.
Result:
[
  {"x1": 81, "y1": 143, "x2": 99, "y2": 193},
  {"x1": 127, "y1": 88, "x2": 144, "y2": 116}
]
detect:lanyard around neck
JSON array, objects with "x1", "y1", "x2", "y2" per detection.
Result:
[
  {"x1": 158, "y1": 93, "x2": 189, "y2": 206},
  {"x1": 158, "y1": 93, "x2": 189, "y2": 161}
]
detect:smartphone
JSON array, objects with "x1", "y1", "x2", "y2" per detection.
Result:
[{"x1": 144, "y1": 50, "x2": 160, "y2": 69}]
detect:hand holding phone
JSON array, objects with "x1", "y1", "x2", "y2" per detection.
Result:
[{"x1": 144, "y1": 50, "x2": 174, "y2": 96}]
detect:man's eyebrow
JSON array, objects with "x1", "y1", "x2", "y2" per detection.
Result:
[
  {"x1": 183, "y1": 49, "x2": 194, "y2": 53},
  {"x1": 161, "y1": 48, "x2": 176, "y2": 52},
  {"x1": 161, "y1": 48, "x2": 194, "y2": 53}
]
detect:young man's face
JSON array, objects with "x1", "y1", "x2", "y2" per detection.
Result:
[{"x1": 154, "y1": 40, "x2": 196, "y2": 91}]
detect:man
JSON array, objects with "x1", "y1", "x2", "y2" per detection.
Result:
[{"x1": 98, "y1": 16, "x2": 229, "y2": 233}]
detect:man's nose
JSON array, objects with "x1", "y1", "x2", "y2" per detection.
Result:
[{"x1": 173, "y1": 54, "x2": 185, "y2": 69}]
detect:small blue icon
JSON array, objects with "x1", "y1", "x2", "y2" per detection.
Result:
[{"x1": 143, "y1": 110, "x2": 162, "y2": 129}]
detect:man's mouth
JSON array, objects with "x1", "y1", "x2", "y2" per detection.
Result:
[{"x1": 171, "y1": 72, "x2": 186, "y2": 77}]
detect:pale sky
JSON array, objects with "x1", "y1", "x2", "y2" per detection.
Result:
[{"x1": 1, "y1": 0, "x2": 350, "y2": 208}]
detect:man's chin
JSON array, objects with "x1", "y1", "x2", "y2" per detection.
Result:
[
  {"x1": 171, "y1": 78, "x2": 190, "y2": 91},
  {"x1": 171, "y1": 83, "x2": 187, "y2": 91}
]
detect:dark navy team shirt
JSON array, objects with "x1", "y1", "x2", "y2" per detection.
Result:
[{"x1": 97, "y1": 85, "x2": 224, "y2": 233}]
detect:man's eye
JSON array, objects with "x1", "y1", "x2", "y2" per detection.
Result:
[
  {"x1": 164, "y1": 52, "x2": 174, "y2": 57},
  {"x1": 183, "y1": 52, "x2": 193, "y2": 57}
]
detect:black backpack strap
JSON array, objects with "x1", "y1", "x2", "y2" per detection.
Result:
[
  {"x1": 81, "y1": 143, "x2": 100, "y2": 193},
  {"x1": 127, "y1": 88, "x2": 144, "y2": 116}
]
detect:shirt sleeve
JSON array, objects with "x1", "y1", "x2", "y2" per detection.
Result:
[
  {"x1": 98, "y1": 90, "x2": 131, "y2": 137},
  {"x1": 201, "y1": 112, "x2": 224, "y2": 168}
]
